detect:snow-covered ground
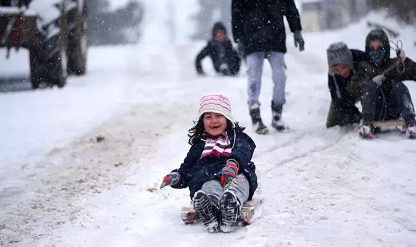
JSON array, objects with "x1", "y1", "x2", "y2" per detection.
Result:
[{"x1": 1, "y1": 10, "x2": 416, "y2": 247}]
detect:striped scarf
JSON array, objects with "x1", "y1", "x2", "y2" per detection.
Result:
[{"x1": 200, "y1": 131, "x2": 231, "y2": 160}]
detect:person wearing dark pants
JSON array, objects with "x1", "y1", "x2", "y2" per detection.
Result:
[
  {"x1": 326, "y1": 42, "x2": 366, "y2": 128},
  {"x1": 195, "y1": 22, "x2": 241, "y2": 76},
  {"x1": 361, "y1": 81, "x2": 415, "y2": 128},
  {"x1": 348, "y1": 29, "x2": 416, "y2": 139},
  {"x1": 232, "y1": 0, "x2": 305, "y2": 134}
]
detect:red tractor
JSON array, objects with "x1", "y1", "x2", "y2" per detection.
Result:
[{"x1": 0, "y1": 0, "x2": 88, "y2": 89}]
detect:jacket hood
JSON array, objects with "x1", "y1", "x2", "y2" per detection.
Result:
[
  {"x1": 365, "y1": 29, "x2": 390, "y2": 65},
  {"x1": 212, "y1": 22, "x2": 227, "y2": 37}
]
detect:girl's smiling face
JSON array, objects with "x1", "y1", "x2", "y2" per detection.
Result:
[{"x1": 203, "y1": 112, "x2": 227, "y2": 136}]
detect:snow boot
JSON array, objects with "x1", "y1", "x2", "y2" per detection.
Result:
[
  {"x1": 358, "y1": 119, "x2": 374, "y2": 139},
  {"x1": 193, "y1": 191, "x2": 219, "y2": 233},
  {"x1": 219, "y1": 191, "x2": 241, "y2": 233},
  {"x1": 249, "y1": 104, "x2": 269, "y2": 134},
  {"x1": 403, "y1": 117, "x2": 416, "y2": 139},
  {"x1": 404, "y1": 125, "x2": 416, "y2": 139},
  {"x1": 271, "y1": 103, "x2": 287, "y2": 131}
]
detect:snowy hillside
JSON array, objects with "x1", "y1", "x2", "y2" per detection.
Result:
[{"x1": 1, "y1": 10, "x2": 416, "y2": 247}]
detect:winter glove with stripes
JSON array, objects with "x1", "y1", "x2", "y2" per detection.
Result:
[
  {"x1": 219, "y1": 159, "x2": 239, "y2": 186},
  {"x1": 160, "y1": 172, "x2": 180, "y2": 188}
]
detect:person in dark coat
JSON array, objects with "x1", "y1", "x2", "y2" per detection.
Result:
[
  {"x1": 195, "y1": 22, "x2": 241, "y2": 76},
  {"x1": 160, "y1": 93, "x2": 258, "y2": 233},
  {"x1": 193, "y1": 0, "x2": 232, "y2": 40},
  {"x1": 348, "y1": 29, "x2": 416, "y2": 139},
  {"x1": 232, "y1": 0, "x2": 305, "y2": 134},
  {"x1": 326, "y1": 42, "x2": 366, "y2": 128}
]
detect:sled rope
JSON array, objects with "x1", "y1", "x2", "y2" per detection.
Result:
[{"x1": 385, "y1": 39, "x2": 406, "y2": 75}]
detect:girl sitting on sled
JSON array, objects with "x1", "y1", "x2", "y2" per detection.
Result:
[{"x1": 160, "y1": 93, "x2": 258, "y2": 233}]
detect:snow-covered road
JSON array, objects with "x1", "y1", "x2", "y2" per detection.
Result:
[{"x1": 1, "y1": 12, "x2": 416, "y2": 247}]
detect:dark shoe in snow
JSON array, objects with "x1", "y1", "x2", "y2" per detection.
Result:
[
  {"x1": 219, "y1": 191, "x2": 241, "y2": 233},
  {"x1": 254, "y1": 121, "x2": 269, "y2": 134},
  {"x1": 193, "y1": 191, "x2": 219, "y2": 233},
  {"x1": 271, "y1": 118, "x2": 288, "y2": 131},
  {"x1": 405, "y1": 125, "x2": 416, "y2": 139},
  {"x1": 249, "y1": 105, "x2": 269, "y2": 135},
  {"x1": 271, "y1": 103, "x2": 288, "y2": 131}
]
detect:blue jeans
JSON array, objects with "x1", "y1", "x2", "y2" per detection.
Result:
[{"x1": 246, "y1": 52, "x2": 287, "y2": 107}]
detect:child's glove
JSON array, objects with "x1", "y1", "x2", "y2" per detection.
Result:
[
  {"x1": 372, "y1": 74, "x2": 385, "y2": 86},
  {"x1": 220, "y1": 159, "x2": 239, "y2": 186},
  {"x1": 160, "y1": 172, "x2": 180, "y2": 189}
]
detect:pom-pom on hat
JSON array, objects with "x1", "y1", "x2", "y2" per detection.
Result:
[{"x1": 198, "y1": 93, "x2": 234, "y2": 127}]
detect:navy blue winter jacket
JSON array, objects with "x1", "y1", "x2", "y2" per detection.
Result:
[{"x1": 171, "y1": 127, "x2": 258, "y2": 201}]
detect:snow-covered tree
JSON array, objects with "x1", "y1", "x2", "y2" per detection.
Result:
[{"x1": 88, "y1": 0, "x2": 144, "y2": 46}]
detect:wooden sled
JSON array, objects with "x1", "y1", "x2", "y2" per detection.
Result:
[
  {"x1": 181, "y1": 198, "x2": 264, "y2": 226},
  {"x1": 372, "y1": 120, "x2": 406, "y2": 134},
  {"x1": 373, "y1": 120, "x2": 406, "y2": 128}
]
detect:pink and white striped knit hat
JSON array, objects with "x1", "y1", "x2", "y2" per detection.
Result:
[{"x1": 198, "y1": 93, "x2": 235, "y2": 127}]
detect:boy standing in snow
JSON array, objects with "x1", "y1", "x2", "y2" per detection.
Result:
[
  {"x1": 195, "y1": 22, "x2": 241, "y2": 76},
  {"x1": 348, "y1": 29, "x2": 416, "y2": 139},
  {"x1": 326, "y1": 42, "x2": 366, "y2": 128},
  {"x1": 231, "y1": 0, "x2": 305, "y2": 134},
  {"x1": 160, "y1": 93, "x2": 258, "y2": 233}
]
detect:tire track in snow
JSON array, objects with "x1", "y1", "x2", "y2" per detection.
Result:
[
  {"x1": 253, "y1": 130, "x2": 308, "y2": 158},
  {"x1": 0, "y1": 103, "x2": 193, "y2": 246},
  {"x1": 271, "y1": 134, "x2": 346, "y2": 169},
  {"x1": 256, "y1": 127, "x2": 352, "y2": 173}
]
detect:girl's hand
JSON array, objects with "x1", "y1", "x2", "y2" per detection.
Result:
[
  {"x1": 220, "y1": 159, "x2": 239, "y2": 186},
  {"x1": 160, "y1": 172, "x2": 180, "y2": 188}
]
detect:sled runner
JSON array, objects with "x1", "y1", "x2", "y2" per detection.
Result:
[{"x1": 181, "y1": 198, "x2": 264, "y2": 226}]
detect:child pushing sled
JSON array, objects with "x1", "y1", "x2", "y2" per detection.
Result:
[{"x1": 160, "y1": 93, "x2": 259, "y2": 233}]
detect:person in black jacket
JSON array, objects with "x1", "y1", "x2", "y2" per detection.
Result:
[
  {"x1": 160, "y1": 93, "x2": 258, "y2": 233},
  {"x1": 326, "y1": 42, "x2": 366, "y2": 128},
  {"x1": 195, "y1": 22, "x2": 241, "y2": 76},
  {"x1": 232, "y1": 0, "x2": 305, "y2": 135}
]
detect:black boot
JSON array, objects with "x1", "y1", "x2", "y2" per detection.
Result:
[
  {"x1": 219, "y1": 191, "x2": 241, "y2": 233},
  {"x1": 193, "y1": 191, "x2": 219, "y2": 233},
  {"x1": 271, "y1": 102, "x2": 287, "y2": 131},
  {"x1": 249, "y1": 105, "x2": 269, "y2": 134}
]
